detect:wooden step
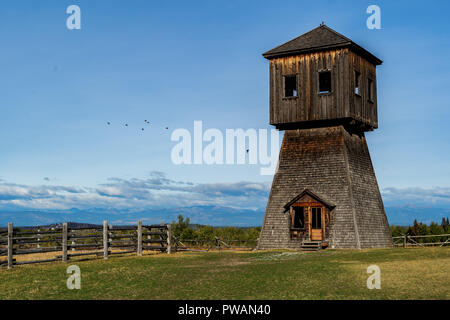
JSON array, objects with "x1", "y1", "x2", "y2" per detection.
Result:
[{"x1": 301, "y1": 241, "x2": 321, "y2": 251}]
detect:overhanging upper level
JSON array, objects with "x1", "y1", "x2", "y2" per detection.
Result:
[{"x1": 263, "y1": 24, "x2": 382, "y2": 132}]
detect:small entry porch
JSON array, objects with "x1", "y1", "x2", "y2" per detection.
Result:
[{"x1": 284, "y1": 189, "x2": 334, "y2": 249}]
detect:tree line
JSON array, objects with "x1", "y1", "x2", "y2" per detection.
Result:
[
  {"x1": 390, "y1": 217, "x2": 449, "y2": 243},
  {"x1": 171, "y1": 215, "x2": 260, "y2": 244},
  {"x1": 172, "y1": 215, "x2": 450, "y2": 245}
]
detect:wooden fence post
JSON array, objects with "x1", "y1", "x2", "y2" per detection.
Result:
[
  {"x1": 62, "y1": 223, "x2": 68, "y2": 262},
  {"x1": 37, "y1": 228, "x2": 41, "y2": 249},
  {"x1": 103, "y1": 220, "x2": 108, "y2": 259},
  {"x1": 167, "y1": 224, "x2": 172, "y2": 254},
  {"x1": 7, "y1": 223, "x2": 13, "y2": 269},
  {"x1": 403, "y1": 234, "x2": 407, "y2": 248},
  {"x1": 215, "y1": 236, "x2": 221, "y2": 250},
  {"x1": 137, "y1": 220, "x2": 142, "y2": 256}
]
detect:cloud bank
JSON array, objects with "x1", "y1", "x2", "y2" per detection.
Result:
[
  {"x1": 0, "y1": 172, "x2": 271, "y2": 212},
  {"x1": 1, "y1": 173, "x2": 450, "y2": 226},
  {"x1": 381, "y1": 187, "x2": 450, "y2": 207}
]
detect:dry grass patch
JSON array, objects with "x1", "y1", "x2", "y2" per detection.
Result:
[{"x1": 0, "y1": 247, "x2": 448, "y2": 300}]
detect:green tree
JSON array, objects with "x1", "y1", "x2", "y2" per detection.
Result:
[
  {"x1": 407, "y1": 220, "x2": 429, "y2": 243},
  {"x1": 168, "y1": 215, "x2": 261, "y2": 247},
  {"x1": 196, "y1": 226, "x2": 215, "y2": 241},
  {"x1": 429, "y1": 221, "x2": 445, "y2": 243},
  {"x1": 172, "y1": 215, "x2": 191, "y2": 238},
  {"x1": 390, "y1": 225, "x2": 407, "y2": 238},
  {"x1": 442, "y1": 217, "x2": 449, "y2": 232},
  {"x1": 180, "y1": 227, "x2": 196, "y2": 240}
]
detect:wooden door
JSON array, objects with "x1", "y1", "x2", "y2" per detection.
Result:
[{"x1": 310, "y1": 207, "x2": 323, "y2": 241}]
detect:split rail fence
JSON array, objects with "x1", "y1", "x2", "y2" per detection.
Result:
[
  {"x1": 392, "y1": 233, "x2": 450, "y2": 247},
  {"x1": 173, "y1": 237, "x2": 258, "y2": 252},
  {"x1": 0, "y1": 221, "x2": 172, "y2": 269}
]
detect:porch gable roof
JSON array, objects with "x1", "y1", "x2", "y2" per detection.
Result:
[{"x1": 283, "y1": 189, "x2": 335, "y2": 212}]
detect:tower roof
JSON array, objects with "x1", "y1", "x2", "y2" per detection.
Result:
[{"x1": 262, "y1": 24, "x2": 382, "y2": 65}]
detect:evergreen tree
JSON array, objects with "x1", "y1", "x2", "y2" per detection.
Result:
[
  {"x1": 441, "y1": 217, "x2": 448, "y2": 232},
  {"x1": 411, "y1": 219, "x2": 419, "y2": 236},
  {"x1": 429, "y1": 222, "x2": 444, "y2": 243}
]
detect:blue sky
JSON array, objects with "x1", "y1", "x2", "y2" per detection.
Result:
[{"x1": 1, "y1": 1, "x2": 450, "y2": 222}]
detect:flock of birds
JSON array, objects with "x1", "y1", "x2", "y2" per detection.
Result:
[
  {"x1": 106, "y1": 120, "x2": 168, "y2": 132},
  {"x1": 107, "y1": 119, "x2": 249, "y2": 153}
]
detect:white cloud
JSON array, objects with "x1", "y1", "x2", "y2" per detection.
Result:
[
  {"x1": 382, "y1": 187, "x2": 450, "y2": 207},
  {"x1": 0, "y1": 172, "x2": 270, "y2": 212},
  {"x1": 3, "y1": 175, "x2": 450, "y2": 213}
]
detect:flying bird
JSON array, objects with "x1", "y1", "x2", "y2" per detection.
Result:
[{"x1": 107, "y1": 122, "x2": 110, "y2": 125}]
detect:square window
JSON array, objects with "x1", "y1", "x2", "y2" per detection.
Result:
[
  {"x1": 355, "y1": 71, "x2": 360, "y2": 95},
  {"x1": 319, "y1": 71, "x2": 332, "y2": 94},
  {"x1": 292, "y1": 207, "x2": 305, "y2": 229},
  {"x1": 284, "y1": 75, "x2": 298, "y2": 97}
]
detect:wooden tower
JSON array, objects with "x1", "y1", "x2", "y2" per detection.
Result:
[{"x1": 258, "y1": 24, "x2": 393, "y2": 249}]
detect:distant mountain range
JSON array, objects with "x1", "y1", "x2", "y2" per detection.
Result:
[
  {"x1": 385, "y1": 206, "x2": 450, "y2": 225},
  {"x1": 0, "y1": 206, "x2": 264, "y2": 227},
  {"x1": 0, "y1": 205, "x2": 449, "y2": 227}
]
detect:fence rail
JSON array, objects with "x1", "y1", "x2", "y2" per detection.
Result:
[
  {"x1": 392, "y1": 233, "x2": 450, "y2": 247},
  {"x1": 173, "y1": 237, "x2": 258, "y2": 252},
  {"x1": 0, "y1": 221, "x2": 171, "y2": 269}
]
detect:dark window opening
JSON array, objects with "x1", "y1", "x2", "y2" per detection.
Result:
[
  {"x1": 368, "y1": 78, "x2": 374, "y2": 101},
  {"x1": 319, "y1": 71, "x2": 332, "y2": 94},
  {"x1": 292, "y1": 207, "x2": 305, "y2": 229},
  {"x1": 284, "y1": 75, "x2": 298, "y2": 97},
  {"x1": 311, "y1": 207, "x2": 322, "y2": 229},
  {"x1": 355, "y1": 71, "x2": 360, "y2": 95}
]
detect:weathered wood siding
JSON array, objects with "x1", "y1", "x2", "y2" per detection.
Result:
[
  {"x1": 269, "y1": 48, "x2": 378, "y2": 130},
  {"x1": 348, "y1": 51, "x2": 378, "y2": 129}
]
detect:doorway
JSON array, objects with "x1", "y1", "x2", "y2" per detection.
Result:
[
  {"x1": 285, "y1": 190, "x2": 331, "y2": 243},
  {"x1": 310, "y1": 207, "x2": 323, "y2": 241}
]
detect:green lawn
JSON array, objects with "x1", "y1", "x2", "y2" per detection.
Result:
[{"x1": 0, "y1": 248, "x2": 449, "y2": 299}]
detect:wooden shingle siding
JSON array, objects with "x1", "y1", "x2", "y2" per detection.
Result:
[
  {"x1": 257, "y1": 126, "x2": 393, "y2": 249},
  {"x1": 348, "y1": 51, "x2": 378, "y2": 129},
  {"x1": 260, "y1": 25, "x2": 391, "y2": 250}
]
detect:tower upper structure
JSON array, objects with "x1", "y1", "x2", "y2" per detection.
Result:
[{"x1": 263, "y1": 24, "x2": 382, "y2": 131}]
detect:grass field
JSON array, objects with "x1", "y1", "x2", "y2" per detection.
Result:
[{"x1": 0, "y1": 248, "x2": 449, "y2": 300}]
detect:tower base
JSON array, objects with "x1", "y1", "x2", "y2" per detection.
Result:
[{"x1": 258, "y1": 126, "x2": 392, "y2": 249}]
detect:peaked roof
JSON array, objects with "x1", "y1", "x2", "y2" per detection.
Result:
[
  {"x1": 283, "y1": 189, "x2": 335, "y2": 212},
  {"x1": 263, "y1": 24, "x2": 382, "y2": 65}
]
